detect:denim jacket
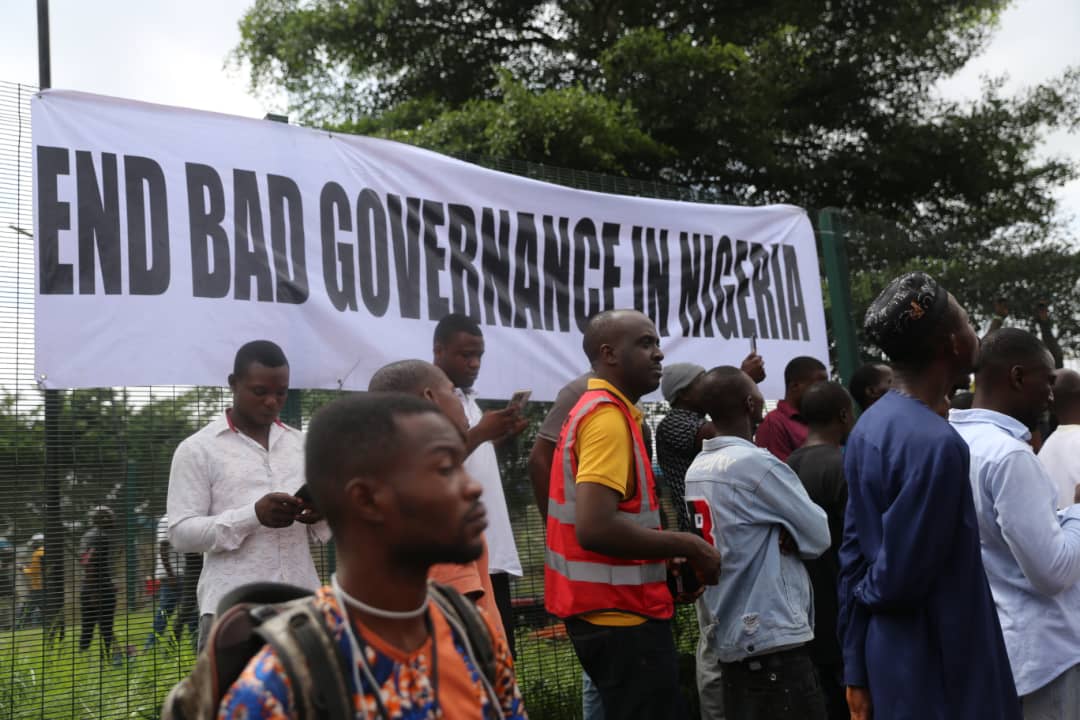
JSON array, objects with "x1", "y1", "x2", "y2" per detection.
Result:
[{"x1": 686, "y1": 436, "x2": 830, "y2": 662}]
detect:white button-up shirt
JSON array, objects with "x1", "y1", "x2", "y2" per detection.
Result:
[
  {"x1": 458, "y1": 389, "x2": 522, "y2": 576},
  {"x1": 1038, "y1": 424, "x2": 1080, "y2": 509},
  {"x1": 166, "y1": 412, "x2": 330, "y2": 615},
  {"x1": 950, "y1": 408, "x2": 1080, "y2": 695}
]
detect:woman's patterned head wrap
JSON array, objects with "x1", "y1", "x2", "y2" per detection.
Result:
[{"x1": 864, "y1": 272, "x2": 950, "y2": 363}]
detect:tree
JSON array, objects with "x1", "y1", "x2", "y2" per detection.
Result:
[{"x1": 234, "y1": 0, "x2": 1080, "y2": 350}]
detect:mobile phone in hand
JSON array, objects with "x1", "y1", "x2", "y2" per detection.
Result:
[
  {"x1": 750, "y1": 334, "x2": 758, "y2": 355},
  {"x1": 294, "y1": 484, "x2": 313, "y2": 504},
  {"x1": 507, "y1": 390, "x2": 532, "y2": 410}
]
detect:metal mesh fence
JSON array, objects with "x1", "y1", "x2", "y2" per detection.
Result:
[{"x1": 0, "y1": 80, "x2": 783, "y2": 718}]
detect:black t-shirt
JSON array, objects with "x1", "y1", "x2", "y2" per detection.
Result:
[
  {"x1": 79, "y1": 527, "x2": 114, "y2": 589},
  {"x1": 786, "y1": 443, "x2": 847, "y2": 666}
]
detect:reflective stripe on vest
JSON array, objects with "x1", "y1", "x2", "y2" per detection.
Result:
[
  {"x1": 545, "y1": 498, "x2": 661, "y2": 528},
  {"x1": 545, "y1": 548, "x2": 668, "y2": 586}
]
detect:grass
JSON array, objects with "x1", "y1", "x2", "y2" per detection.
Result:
[
  {"x1": 0, "y1": 609, "x2": 197, "y2": 719},
  {"x1": 0, "y1": 611, "x2": 593, "y2": 719}
]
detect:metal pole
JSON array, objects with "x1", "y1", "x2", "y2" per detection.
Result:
[
  {"x1": 817, "y1": 208, "x2": 861, "y2": 387},
  {"x1": 37, "y1": 0, "x2": 51, "y2": 90},
  {"x1": 124, "y1": 461, "x2": 137, "y2": 611},
  {"x1": 38, "y1": 0, "x2": 64, "y2": 640}
]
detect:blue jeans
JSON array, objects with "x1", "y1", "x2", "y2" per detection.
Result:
[
  {"x1": 583, "y1": 670, "x2": 605, "y2": 720},
  {"x1": 145, "y1": 577, "x2": 180, "y2": 647}
]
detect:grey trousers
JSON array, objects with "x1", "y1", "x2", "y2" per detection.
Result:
[
  {"x1": 197, "y1": 613, "x2": 214, "y2": 654},
  {"x1": 1023, "y1": 663, "x2": 1080, "y2": 720}
]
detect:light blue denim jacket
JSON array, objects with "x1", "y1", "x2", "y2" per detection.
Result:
[{"x1": 686, "y1": 436, "x2": 830, "y2": 662}]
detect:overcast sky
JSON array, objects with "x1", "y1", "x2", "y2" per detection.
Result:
[{"x1": 2, "y1": 0, "x2": 1078, "y2": 231}]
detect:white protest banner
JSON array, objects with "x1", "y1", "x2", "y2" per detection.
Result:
[{"x1": 33, "y1": 90, "x2": 828, "y2": 401}]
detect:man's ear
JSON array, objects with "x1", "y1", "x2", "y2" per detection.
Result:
[
  {"x1": 422, "y1": 387, "x2": 436, "y2": 403},
  {"x1": 344, "y1": 475, "x2": 387, "y2": 525},
  {"x1": 598, "y1": 343, "x2": 617, "y2": 367},
  {"x1": 1009, "y1": 365, "x2": 1025, "y2": 391},
  {"x1": 227, "y1": 373, "x2": 237, "y2": 392}
]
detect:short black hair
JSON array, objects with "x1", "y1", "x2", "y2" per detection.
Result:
[
  {"x1": 950, "y1": 391, "x2": 974, "y2": 411},
  {"x1": 433, "y1": 313, "x2": 482, "y2": 345},
  {"x1": 784, "y1": 356, "x2": 827, "y2": 387},
  {"x1": 800, "y1": 381, "x2": 853, "y2": 427},
  {"x1": 849, "y1": 362, "x2": 890, "y2": 412},
  {"x1": 700, "y1": 366, "x2": 755, "y2": 422},
  {"x1": 233, "y1": 340, "x2": 288, "y2": 377},
  {"x1": 369, "y1": 360, "x2": 444, "y2": 394},
  {"x1": 975, "y1": 328, "x2": 1051, "y2": 377},
  {"x1": 1053, "y1": 369, "x2": 1080, "y2": 411},
  {"x1": 305, "y1": 393, "x2": 442, "y2": 532}
]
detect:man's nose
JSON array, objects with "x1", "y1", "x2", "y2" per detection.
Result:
[{"x1": 464, "y1": 472, "x2": 483, "y2": 499}]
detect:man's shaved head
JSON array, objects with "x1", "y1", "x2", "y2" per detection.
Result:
[
  {"x1": 1054, "y1": 368, "x2": 1080, "y2": 417},
  {"x1": 583, "y1": 309, "x2": 644, "y2": 364},
  {"x1": 369, "y1": 359, "x2": 445, "y2": 394},
  {"x1": 581, "y1": 309, "x2": 664, "y2": 402},
  {"x1": 369, "y1": 359, "x2": 468, "y2": 435}
]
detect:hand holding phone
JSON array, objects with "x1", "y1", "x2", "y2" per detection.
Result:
[{"x1": 507, "y1": 390, "x2": 532, "y2": 410}]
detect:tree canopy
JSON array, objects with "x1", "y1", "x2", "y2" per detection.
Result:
[{"x1": 234, "y1": 0, "x2": 1080, "y2": 350}]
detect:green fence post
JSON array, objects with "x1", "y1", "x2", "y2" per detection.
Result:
[
  {"x1": 817, "y1": 208, "x2": 861, "y2": 386},
  {"x1": 125, "y1": 459, "x2": 137, "y2": 610}
]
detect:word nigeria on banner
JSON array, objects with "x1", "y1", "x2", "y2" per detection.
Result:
[{"x1": 31, "y1": 90, "x2": 828, "y2": 401}]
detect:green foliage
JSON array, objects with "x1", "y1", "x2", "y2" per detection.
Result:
[{"x1": 234, "y1": 0, "x2": 1080, "y2": 352}]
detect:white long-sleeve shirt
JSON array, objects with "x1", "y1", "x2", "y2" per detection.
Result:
[
  {"x1": 166, "y1": 412, "x2": 330, "y2": 615},
  {"x1": 950, "y1": 408, "x2": 1080, "y2": 695}
]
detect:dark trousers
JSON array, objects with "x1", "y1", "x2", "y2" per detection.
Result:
[
  {"x1": 566, "y1": 617, "x2": 689, "y2": 720},
  {"x1": 720, "y1": 646, "x2": 827, "y2": 720},
  {"x1": 79, "y1": 582, "x2": 117, "y2": 657},
  {"x1": 490, "y1": 572, "x2": 516, "y2": 658}
]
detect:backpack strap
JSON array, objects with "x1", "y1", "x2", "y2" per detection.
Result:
[
  {"x1": 255, "y1": 598, "x2": 352, "y2": 720},
  {"x1": 428, "y1": 583, "x2": 499, "y2": 692}
]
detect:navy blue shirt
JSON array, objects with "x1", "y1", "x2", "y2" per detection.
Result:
[{"x1": 837, "y1": 391, "x2": 1019, "y2": 719}]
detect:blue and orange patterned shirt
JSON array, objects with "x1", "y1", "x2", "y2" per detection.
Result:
[{"x1": 218, "y1": 586, "x2": 528, "y2": 719}]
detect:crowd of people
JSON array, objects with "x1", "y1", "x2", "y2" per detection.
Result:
[{"x1": 148, "y1": 269, "x2": 1080, "y2": 719}]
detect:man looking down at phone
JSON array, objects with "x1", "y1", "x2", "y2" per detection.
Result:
[
  {"x1": 433, "y1": 313, "x2": 528, "y2": 655},
  {"x1": 686, "y1": 366, "x2": 831, "y2": 719},
  {"x1": 368, "y1": 358, "x2": 506, "y2": 641},
  {"x1": 544, "y1": 309, "x2": 722, "y2": 720},
  {"x1": 167, "y1": 340, "x2": 329, "y2": 651}
]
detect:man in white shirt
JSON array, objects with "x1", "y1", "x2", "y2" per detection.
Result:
[
  {"x1": 1039, "y1": 368, "x2": 1080, "y2": 509},
  {"x1": 433, "y1": 313, "x2": 527, "y2": 655},
  {"x1": 950, "y1": 329, "x2": 1080, "y2": 718},
  {"x1": 143, "y1": 514, "x2": 181, "y2": 649},
  {"x1": 167, "y1": 340, "x2": 330, "y2": 650}
]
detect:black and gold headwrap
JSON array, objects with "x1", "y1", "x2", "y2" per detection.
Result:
[{"x1": 864, "y1": 272, "x2": 950, "y2": 363}]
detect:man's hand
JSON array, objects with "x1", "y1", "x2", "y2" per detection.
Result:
[
  {"x1": 684, "y1": 534, "x2": 722, "y2": 585},
  {"x1": 1037, "y1": 303, "x2": 1050, "y2": 324},
  {"x1": 1073, "y1": 483, "x2": 1080, "y2": 506},
  {"x1": 741, "y1": 353, "x2": 766, "y2": 383},
  {"x1": 993, "y1": 298, "x2": 1009, "y2": 319},
  {"x1": 255, "y1": 492, "x2": 303, "y2": 528},
  {"x1": 846, "y1": 686, "x2": 872, "y2": 720},
  {"x1": 473, "y1": 407, "x2": 527, "y2": 444},
  {"x1": 295, "y1": 503, "x2": 325, "y2": 525},
  {"x1": 667, "y1": 557, "x2": 706, "y2": 603},
  {"x1": 778, "y1": 527, "x2": 798, "y2": 555}
]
